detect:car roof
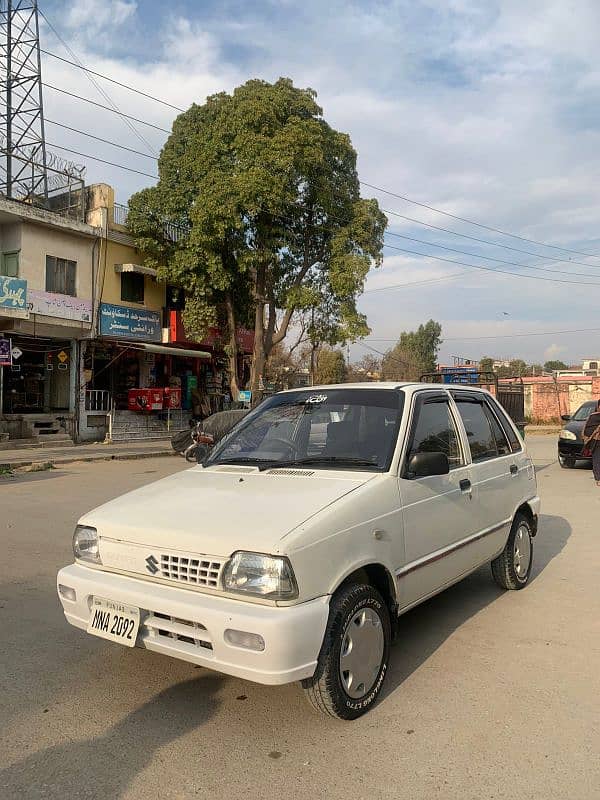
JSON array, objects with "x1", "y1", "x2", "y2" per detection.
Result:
[{"x1": 278, "y1": 382, "x2": 491, "y2": 393}]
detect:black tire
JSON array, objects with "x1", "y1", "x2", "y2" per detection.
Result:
[
  {"x1": 301, "y1": 583, "x2": 391, "y2": 720},
  {"x1": 559, "y1": 454, "x2": 576, "y2": 469},
  {"x1": 491, "y1": 513, "x2": 534, "y2": 590}
]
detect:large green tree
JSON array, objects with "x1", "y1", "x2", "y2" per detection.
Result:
[
  {"x1": 127, "y1": 78, "x2": 386, "y2": 399},
  {"x1": 544, "y1": 360, "x2": 568, "y2": 372},
  {"x1": 381, "y1": 320, "x2": 443, "y2": 381},
  {"x1": 313, "y1": 348, "x2": 347, "y2": 385}
]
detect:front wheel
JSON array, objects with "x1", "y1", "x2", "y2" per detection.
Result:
[
  {"x1": 559, "y1": 454, "x2": 576, "y2": 469},
  {"x1": 491, "y1": 513, "x2": 534, "y2": 590},
  {"x1": 301, "y1": 583, "x2": 391, "y2": 720}
]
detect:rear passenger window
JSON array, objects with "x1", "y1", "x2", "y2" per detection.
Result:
[
  {"x1": 407, "y1": 398, "x2": 463, "y2": 470},
  {"x1": 483, "y1": 403, "x2": 511, "y2": 456},
  {"x1": 455, "y1": 400, "x2": 499, "y2": 462},
  {"x1": 489, "y1": 400, "x2": 523, "y2": 452}
]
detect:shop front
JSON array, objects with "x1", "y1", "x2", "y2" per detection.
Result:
[{"x1": 1, "y1": 276, "x2": 90, "y2": 443}]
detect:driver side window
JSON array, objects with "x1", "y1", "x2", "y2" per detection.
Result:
[{"x1": 407, "y1": 397, "x2": 464, "y2": 472}]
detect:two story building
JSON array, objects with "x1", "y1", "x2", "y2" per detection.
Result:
[
  {"x1": 0, "y1": 196, "x2": 98, "y2": 443},
  {"x1": 1, "y1": 183, "x2": 253, "y2": 445}
]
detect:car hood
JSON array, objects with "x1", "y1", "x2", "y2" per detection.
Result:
[
  {"x1": 563, "y1": 419, "x2": 586, "y2": 438},
  {"x1": 80, "y1": 465, "x2": 374, "y2": 556}
]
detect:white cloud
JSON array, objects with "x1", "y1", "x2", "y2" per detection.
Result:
[
  {"x1": 38, "y1": 0, "x2": 600, "y2": 364},
  {"x1": 63, "y1": 0, "x2": 137, "y2": 32},
  {"x1": 544, "y1": 343, "x2": 568, "y2": 361}
]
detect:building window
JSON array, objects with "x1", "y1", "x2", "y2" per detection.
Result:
[
  {"x1": 1, "y1": 251, "x2": 19, "y2": 277},
  {"x1": 46, "y1": 255, "x2": 76, "y2": 296},
  {"x1": 121, "y1": 271, "x2": 145, "y2": 303}
]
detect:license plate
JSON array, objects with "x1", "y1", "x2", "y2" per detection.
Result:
[{"x1": 87, "y1": 597, "x2": 140, "y2": 648}]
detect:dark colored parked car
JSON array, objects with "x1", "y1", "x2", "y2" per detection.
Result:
[{"x1": 558, "y1": 400, "x2": 598, "y2": 468}]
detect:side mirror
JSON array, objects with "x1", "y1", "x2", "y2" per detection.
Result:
[
  {"x1": 561, "y1": 414, "x2": 571, "y2": 422},
  {"x1": 407, "y1": 451, "x2": 450, "y2": 478}
]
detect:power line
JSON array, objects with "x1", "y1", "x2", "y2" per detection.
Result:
[
  {"x1": 39, "y1": 9, "x2": 159, "y2": 155},
  {"x1": 382, "y1": 241, "x2": 600, "y2": 287},
  {"x1": 41, "y1": 48, "x2": 184, "y2": 112},
  {"x1": 46, "y1": 120, "x2": 157, "y2": 159},
  {"x1": 364, "y1": 326, "x2": 600, "y2": 342},
  {"x1": 383, "y1": 230, "x2": 600, "y2": 278},
  {"x1": 381, "y1": 206, "x2": 600, "y2": 270},
  {"x1": 46, "y1": 141, "x2": 159, "y2": 179},
  {"x1": 363, "y1": 271, "x2": 471, "y2": 293},
  {"x1": 43, "y1": 84, "x2": 170, "y2": 133},
  {"x1": 253, "y1": 200, "x2": 600, "y2": 284},
  {"x1": 362, "y1": 180, "x2": 600, "y2": 260},
  {"x1": 34, "y1": 36, "x2": 600, "y2": 265}
]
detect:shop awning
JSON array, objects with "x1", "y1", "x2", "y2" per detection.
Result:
[
  {"x1": 114, "y1": 263, "x2": 158, "y2": 278},
  {"x1": 120, "y1": 342, "x2": 211, "y2": 359}
]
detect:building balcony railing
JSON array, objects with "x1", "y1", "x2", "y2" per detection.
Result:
[{"x1": 110, "y1": 203, "x2": 186, "y2": 242}]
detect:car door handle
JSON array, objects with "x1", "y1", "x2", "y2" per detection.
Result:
[
  {"x1": 459, "y1": 479, "x2": 471, "y2": 492},
  {"x1": 510, "y1": 464, "x2": 519, "y2": 476}
]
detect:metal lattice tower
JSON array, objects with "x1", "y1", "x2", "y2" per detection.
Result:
[{"x1": 0, "y1": 0, "x2": 48, "y2": 202}]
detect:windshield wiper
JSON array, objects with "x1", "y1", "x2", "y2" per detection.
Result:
[
  {"x1": 262, "y1": 456, "x2": 379, "y2": 471},
  {"x1": 209, "y1": 457, "x2": 278, "y2": 467}
]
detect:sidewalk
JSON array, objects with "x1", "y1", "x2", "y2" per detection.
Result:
[
  {"x1": 0, "y1": 439, "x2": 178, "y2": 470},
  {"x1": 524, "y1": 424, "x2": 561, "y2": 435}
]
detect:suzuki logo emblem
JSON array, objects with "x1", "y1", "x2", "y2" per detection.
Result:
[{"x1": 145, "y1": 554, "x2": 159, "y2": 574}]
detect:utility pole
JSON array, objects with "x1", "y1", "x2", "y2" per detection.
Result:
[{"x1": 0, "y1": 0, "x2": 48, "y2": 202}]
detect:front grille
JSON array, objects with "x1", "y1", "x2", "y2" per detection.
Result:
[
  {"x1": 143, "y1": 612, "x2": 213, "y2": 651},
  {"x1": 160, "y1": 554, "x2": 222, "y2": 588}
]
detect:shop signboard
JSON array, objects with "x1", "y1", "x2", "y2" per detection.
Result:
[
  {"x1": 27, "y1": 289, "x2": 92, "y2": 323},
  {"x1": 0, "y1": 337, "x2": 11, "y2": 367},
  {"x1": 0, "y1": 276, "x2": 27, "y2": 311},
  {"x1": 238, "y1": 390, "x2": 252, "y2": 404},
  {"x1": 99, "y1": 303, "x2": 161, "y2": 342}
]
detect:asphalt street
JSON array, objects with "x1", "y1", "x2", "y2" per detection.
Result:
[{"x1": 1, "y1": 437, "x2": 598, "y2": 799}]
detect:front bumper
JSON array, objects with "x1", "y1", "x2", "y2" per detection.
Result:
[
  {"x1": 558, "y1": 439, "x2": 591, "y2": 461},
  {"x1": 57, "y1": 563, "x2": 329, "y2": 685}
]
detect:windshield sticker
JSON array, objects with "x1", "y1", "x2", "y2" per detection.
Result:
[{"x1": 305, "y1": 394, "x2": 328, "y2": 404}]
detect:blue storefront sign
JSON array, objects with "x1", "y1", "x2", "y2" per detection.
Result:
[
  {"x1": 0, "y1": 276, "x2": 27, "y2": 310},
  {"x1": 99, "y1": 303, "x2": 161, "y2": 342},
  {"x1": 238, "y1": 390, "x2": 252, "y2": 404}
]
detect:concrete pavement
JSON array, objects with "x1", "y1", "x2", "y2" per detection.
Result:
[{"x1": 0, "y1": 439, "x2": 599, "y2": 799}]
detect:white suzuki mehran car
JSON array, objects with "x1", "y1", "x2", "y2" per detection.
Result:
[{"x1": 58, "y1": 383, "x2": 540, "y2": 719}]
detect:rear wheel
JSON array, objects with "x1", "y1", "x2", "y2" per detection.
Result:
[
  {"x1": 559, "y1": 454, "x2": 576, "y2": 468},
  {"x1": 491, "y1": 513, "x2": 534, "y2": 590},
  {"x1": 302, "y1": 583, "x2": 391, "y2": 720}
]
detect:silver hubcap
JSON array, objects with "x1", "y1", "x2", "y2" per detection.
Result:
[
  {"x1": 339, "y1": 607, "x2": 384, "y2": 699},
  {"x1": 514, "y1": 524, "x2": 532, "y2": 579}
]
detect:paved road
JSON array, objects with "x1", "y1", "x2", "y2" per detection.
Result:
[{"x1": 1, "y1": 438, "x2": 598, "y2": 799}]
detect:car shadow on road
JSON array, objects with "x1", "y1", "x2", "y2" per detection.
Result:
[
  {"x1": 382, "y1": 513, "x2": 571, "y2": 702},
  {"x1": 0, "y1": 675, "x2": 222, "y2": 800}
]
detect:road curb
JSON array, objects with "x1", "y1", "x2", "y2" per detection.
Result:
[{"x1": 0, "y1": 450, "x2": 178, "y2": 472}]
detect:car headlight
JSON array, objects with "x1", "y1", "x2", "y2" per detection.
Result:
[
  {"x1": 72, "y1": 525, "x2": 101, "y2": 564},
  {"x1": 222, "y1": 552, "x2": 298, "y2": 600},
  {"x1": 559, "y1": 429, "x2": 577, "y2": 441}
]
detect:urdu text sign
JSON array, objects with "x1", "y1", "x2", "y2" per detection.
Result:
[
  {"x1": 99, "y1": 303, "x2": 161, "y2": 342},
  {"x1": 0, "y1": 276, "x2": 27, "y2": 310}
]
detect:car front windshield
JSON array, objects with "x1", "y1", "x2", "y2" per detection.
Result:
[
  {"x1": 205, "y1": 388, "x2": 405, "y2": 471},
  {"x1": 573, "y1": 404, "x2": 595, "y2": 421}
]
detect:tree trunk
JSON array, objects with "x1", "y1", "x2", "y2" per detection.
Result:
[
  {"x1": 250, "y1": 264, "x2": 266, "y2": 404},
  {"x1": 224, "y1": 291, "x2": 240, "y2": 400}
]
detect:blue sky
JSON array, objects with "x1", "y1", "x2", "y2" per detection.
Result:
[{"x1": 42, "y1": 0, "x2": 600, "y2": 365}]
